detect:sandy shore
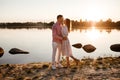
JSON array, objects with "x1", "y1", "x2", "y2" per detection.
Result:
[{"x1": 0, "y1": 56, "x2": 120, "y2": 80}]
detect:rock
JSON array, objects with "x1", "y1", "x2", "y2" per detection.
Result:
[
  {"x1": 4, "y1": 77, "x2": 15, "y2": 80},
  {"x1": 40, "y1": 72, "x2": 46, "y2": 76},
  {"x1": 42, "y1": 64, "x2": 49, "y2": 69},
  {"x1": 23, "y1": 77, "x2": 32, "y2": 80},
  {"x1": 51, "y1": 76, "x2": 56, "y2": 80},
  {"x1": 82, "y1": 44, "x2": 96, "y2": 53},
  {"x1": 0, "y1": 73, "x2": 3, "y2": 79},
  {"x1": 0, "y1": 47, "x2": 4, "y2": 57},
  {"x1": 72, "y1": 43, "x2": 82, "y2": 49},
  {"x1": 71, "y1": 68, "x2": 76, "y2": 73},
  {"x1": 110, "y1": 44, "x2": 120, "y2": 52},
  {"x1": 65, "y1": 69, "x2": 70, "y2": 75},
  {"x1": 63, "y1": 77, "x2": 71, "y2": 80},
  {"x1": 9, "y1": 48, "x2": 29, "y2": 54}
]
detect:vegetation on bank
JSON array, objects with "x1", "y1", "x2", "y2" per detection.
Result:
[
  {"x1": 72, "y1": 18, "x2": 120, "y2": 27},
  {"x1": 0, "y1": 18, "x2": 120, "y2": 29},
  {"x1": 72, "y1": 18, "x2": 120, "y2": 30},
  {"x1": 0, "y1": 21, "x2": 54, "y2": 29}
]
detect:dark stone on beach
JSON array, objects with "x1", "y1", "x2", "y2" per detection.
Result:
[
  {"x1": 110, "y1": 44, "x2": 120, "y2": 52},
  {"x1": 9, "y1": 48, "x2": 29, "y2": 54},
  {"x1": 71, "y1": 68, "x2": 77, "y2": 73},
  {"x1": 42, "y1": 64, "x2": 49, "y2": 69},
  {"x1": 72, "y1": 43, "x2": 82, "y2": 49},
  {"x1": 82, "y1": 44, "x2": 96, "y2": 53},
  {"x1": 0, "y1": 47, "x2": 4, "y2": 57}
]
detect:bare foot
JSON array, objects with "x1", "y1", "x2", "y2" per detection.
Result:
[
  {"x1": 66, "y1": 64, "x2": 70, "y2": 68},
  {"x1": 75, "y1": 59, "x2": 79, "y2": 65}
]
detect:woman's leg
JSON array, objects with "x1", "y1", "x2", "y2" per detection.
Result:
[
  {"x1": 70, "y1": 56, "x2": 79, "y2": 65},
  {"x1": 66, "y1": 57, "x2": 70, "y2": 67}
]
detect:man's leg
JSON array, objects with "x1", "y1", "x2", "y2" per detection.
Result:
[
  {"x1": 57, "y1": 43, "x2": 62, "y2": 63},
  {"x1": 52, "y1": 42, "x2": 57, "y2": 69},
  {"x1": 56, "y1": 43, "x2": 63, "y2": 68}
]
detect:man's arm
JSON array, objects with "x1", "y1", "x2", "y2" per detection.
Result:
[{"x1": 52, "y1": 27, "x2": 63, "y2": 40}]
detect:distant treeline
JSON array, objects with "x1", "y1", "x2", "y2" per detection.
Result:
[
  {"x1": 0, "y1": 18, "x2": 120, "y2": 29},
  {"x1": 0, "y1": 22, "x2": 54, "y2": 29},
  {"x1": 72, "y1": 18, "x2": 120, "y2": 29}
]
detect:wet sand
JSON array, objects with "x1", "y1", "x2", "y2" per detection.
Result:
[{"x1": 0, "y1": 56, "x2": 120, "y2": 80}]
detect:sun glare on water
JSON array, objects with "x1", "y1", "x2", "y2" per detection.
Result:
[{"x1": 86, "y1": 27, "x2": 101, "y2": 41}]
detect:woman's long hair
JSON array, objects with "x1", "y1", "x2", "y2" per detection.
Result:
[{"x1": 65, "y1": 18, "x2": 70, "y2": 32}]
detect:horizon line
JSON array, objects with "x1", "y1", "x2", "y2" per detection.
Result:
[{"x1": 0, "y1": 18, "x2": 120, "y2": 23}]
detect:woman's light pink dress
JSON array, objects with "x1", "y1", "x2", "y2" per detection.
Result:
[{"x1": 61, "y1": 26, "x2": 73, "y2": 57}]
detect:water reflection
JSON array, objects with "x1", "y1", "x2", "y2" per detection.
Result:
[
  {"x1": 85, "y1": 27, "x2": 101, "y2": 41},
  {"x1": 0, "y1": 25, "x2": 120, "y2": 34},
  {"x1": 0, "y1": 27, "x2": 120, "y2": 64},
  {"x1": 71, "y1": 26, "x2": 120, "y2": 34}
]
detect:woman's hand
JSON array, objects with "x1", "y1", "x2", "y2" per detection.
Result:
[{"x1": 63, "y1": 37, "x2": 67, "y2": 40}]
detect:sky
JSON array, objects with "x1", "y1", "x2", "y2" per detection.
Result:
[{"x1": 0, "y1": 0, "x2": 120, "y2": 22}]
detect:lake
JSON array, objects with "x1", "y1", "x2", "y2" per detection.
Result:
[{"x1": 0, "y1": 26, "x2": 120, "y2": 64}]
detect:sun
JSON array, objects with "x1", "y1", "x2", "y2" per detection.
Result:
[
  {"x1": 86, "y1": 27, "x2": 101, "y2": 40},
  {"x1": 85, "y1": 5, "x2": 104, "y2": 21}
]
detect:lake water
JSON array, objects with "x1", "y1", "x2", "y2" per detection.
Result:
[{"x1": 0, "y1": 26, "x2": 120, "y2": 64}]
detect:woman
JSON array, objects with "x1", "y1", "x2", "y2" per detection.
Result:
[{"x1": 61, "y1": 18, "x2": 79, "y2": 67}]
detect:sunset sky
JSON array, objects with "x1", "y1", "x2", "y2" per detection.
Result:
[{"x1": 0, "y1": 0, "x2": 120, "y2": 22}]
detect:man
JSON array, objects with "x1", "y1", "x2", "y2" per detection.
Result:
[{"x1": 52, "y1": 15, "x2": 65, "y2": 69}]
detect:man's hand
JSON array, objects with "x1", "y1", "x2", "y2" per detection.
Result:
[{"x1": 63, "y1": 37, "x2": 67, "y2": 40}]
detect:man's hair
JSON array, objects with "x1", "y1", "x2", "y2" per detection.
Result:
[{"x1": 57, "y1": 15, "x2": 63, "y2": 19}]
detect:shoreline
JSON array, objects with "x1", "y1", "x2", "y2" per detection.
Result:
[{"x1": 0, "y1": 56, "x2": 120, "y2": 80}]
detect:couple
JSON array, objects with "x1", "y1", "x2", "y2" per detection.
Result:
[{"x1": 52, "y1": 15, "x2": 79, "y2": 69}]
